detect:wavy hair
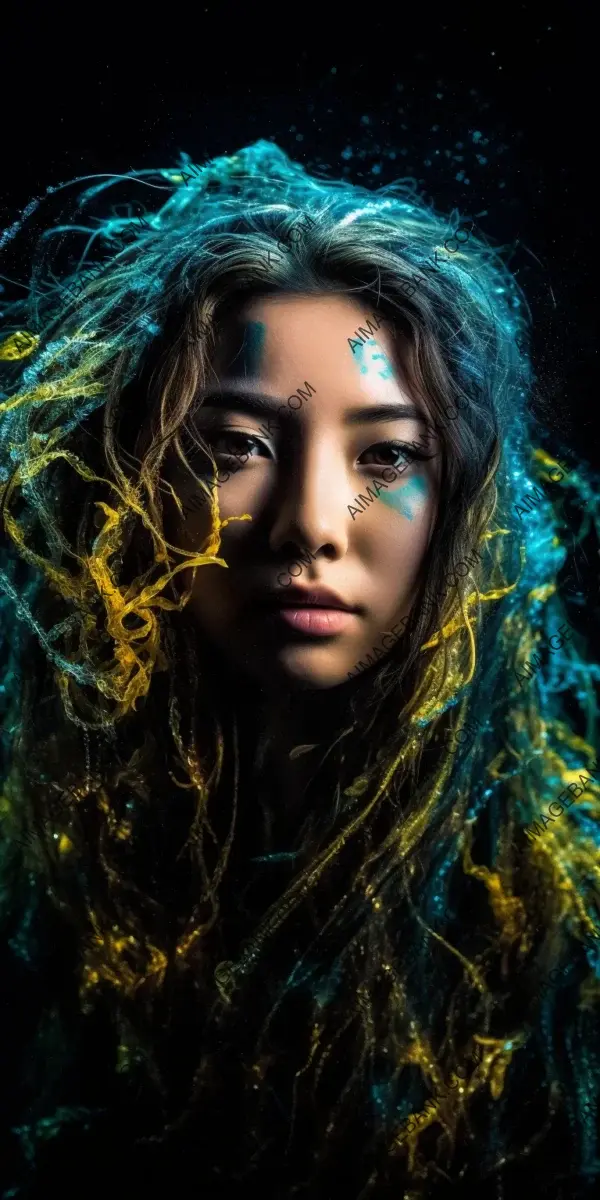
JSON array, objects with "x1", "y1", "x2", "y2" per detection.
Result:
[{"x1": 1, "y1": 140, "x2": 600, "y2": 1197}]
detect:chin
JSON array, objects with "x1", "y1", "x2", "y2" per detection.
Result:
[
  {"x1": 251, "y1": 644, "x2": 354, "y2": 691},
  {"x1": 283, "y1": 645, "x2": 358, "y2": 689}
]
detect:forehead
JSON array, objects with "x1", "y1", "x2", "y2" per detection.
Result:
[{"x1": 215, "y1": 292, "x2": 416, "y2": 403}]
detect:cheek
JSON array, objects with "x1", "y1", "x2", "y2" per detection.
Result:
[
  {"x1": 164, "y1": 502, "x2": 233, "y2": 618},
  {"x1": 362, "y1": 477, "x2": 434, "y2": 601},
  {"x1": 187, "y1": 566, "x2": 241, "y2": 639},
  {"x1": 172, "y1": 468, "x2": 263, "y2": 545},
  {"x1": 379, "y1": 474, "x2": 430, "y2": 522}
]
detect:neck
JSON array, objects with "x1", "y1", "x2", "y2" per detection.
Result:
[{"x1": 196, "y1": 642, "x2": 358, "y2": 791}]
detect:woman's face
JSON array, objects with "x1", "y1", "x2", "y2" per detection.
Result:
[{"x1": 168, "y1": 293, "x2": 440, "y2": 690}]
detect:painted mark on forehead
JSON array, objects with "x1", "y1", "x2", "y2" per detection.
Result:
[
  {"x1": 380, "y1": 474, "x2": 429, "y2": 520},
  {"x1": 240, "y1": 320, "x2": 266, "y2": 377},
  {"x1": 352, "y1": 338, "x2": 395, "y2": 381}
]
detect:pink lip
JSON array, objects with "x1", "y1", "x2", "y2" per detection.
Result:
[{"x1": 274, "y1": 607, "x2": 357, "y2": 635}]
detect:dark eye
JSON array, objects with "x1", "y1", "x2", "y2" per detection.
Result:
[
  {"x1": 359, "y1": 440, "x2": 434, "y2": 470},
  {"x1": 209, "y1": 430, "x2": 271, "y2": 462}
]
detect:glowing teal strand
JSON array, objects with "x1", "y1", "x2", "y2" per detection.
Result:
[
  {"x1": 0, "y1": 570, "x2": 96, "y2": 686},
  {"x1": 250, "y1": 852, "x2": 300, "y2": 863}
]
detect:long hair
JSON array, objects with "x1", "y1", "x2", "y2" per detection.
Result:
[{"x1": 1, "y1": 140, "x2": 600, "y2": 1196}]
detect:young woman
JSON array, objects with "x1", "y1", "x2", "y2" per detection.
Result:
[{"x1": 1, "y1": 139, "x2": 599, "y2": 1199}]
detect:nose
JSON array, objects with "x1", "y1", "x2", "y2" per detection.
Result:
[{"x1": 269, "y1": 436, "x2": 349, "y2": 565}]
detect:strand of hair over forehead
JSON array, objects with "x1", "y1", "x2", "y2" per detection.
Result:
[{"x1": 1, "y1": 141, "x2": 600, "y2": 1191}]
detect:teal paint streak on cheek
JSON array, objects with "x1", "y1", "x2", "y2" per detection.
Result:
[
  {"x1": 380, "y1": 475, "x2": 429, "y2": 520},
  {"x1": 241, "y1": 320, "x2": 266, "y2": 376}
]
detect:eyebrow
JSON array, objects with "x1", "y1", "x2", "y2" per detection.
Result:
[
  {"x1": 196, "y1": 388, "x2": 428, "y2": 425},
  {"x1": 344, "y1": 402, "x2": 427, "y2": 426}
]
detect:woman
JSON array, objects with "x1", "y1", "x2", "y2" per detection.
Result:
[{"x1": 1, "y1": 139, "x2": 599, "y2": 1198}]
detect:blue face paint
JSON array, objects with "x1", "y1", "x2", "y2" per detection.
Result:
[
  {"x1": 240, "y1": 319, "x2": 266, "y2": 377},
  {"x1": 353, "y1": 338, "x2": 395, "y2": 380},
  {"x1": 380, "y1": 474, "x2": 429, "y2": 520},
  {"x1": 371, "y1": 352, "x2": 394, "y2": 380}
]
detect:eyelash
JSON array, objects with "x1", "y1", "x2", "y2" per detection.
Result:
[
  {"x1": 203, "y1": 431, "x2": 434, "y2": 473},
  {"x1": 206, "y1": 430, "x2": 272, "y2": 464},
  {"x1": 359, "y1": 440, "x2": 434, "y2": 471}
]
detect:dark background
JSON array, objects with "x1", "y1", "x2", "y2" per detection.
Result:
[{"x1": 1, "y1": 12, "x2": 596, "y2": 620}]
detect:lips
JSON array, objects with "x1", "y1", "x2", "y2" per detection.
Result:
[
  {"x1": 275, "y1": 607, "x2": 357, "y2": 635},
  {"x1": 256, "y1": 586, "x2": 361, "y2": 637},
  {"x1": 266, "y1": 586, "x2": 359, "y2": 612}
]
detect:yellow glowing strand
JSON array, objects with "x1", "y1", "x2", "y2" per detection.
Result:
[
  {"x1": 0, "y1": 330, "x2": 39, "y2": 360},
  {"x1": 420, "y1": 579, "x2": 517, "y2": 652},
  {"x1": 1, "y1": 444, "x2": 255, "y2": 720},
  {"x1": 462, "y1": 829, "x2": 524, "y2": 947},
  {"x1": 286, "y1": 1021, "x2": 325, "y2": 1154}
]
